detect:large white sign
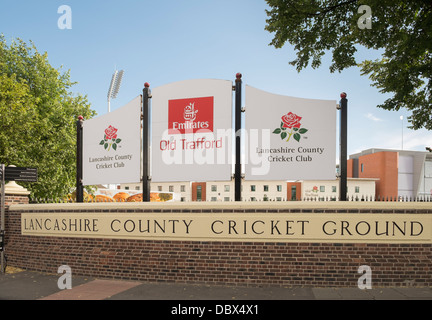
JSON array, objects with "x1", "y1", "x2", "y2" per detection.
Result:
[
  {"x1": 245, "y1": 86, "x2": 336, "y2": 181},
  {"x1": 151, "y1": 79, "x2": 233, "y2": 182},
  {"x1": 83, "y1": 96, "x2": 141, "y2": 185}
]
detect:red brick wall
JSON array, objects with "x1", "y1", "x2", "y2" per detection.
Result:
[
  {"x1": 358, "y1": 152, "x2": 398, "y2": 200},
  {"x1": 4, "y1": 200, "x2": 432, "y2": 288},
  {"x1": 347, "y1": 159, "x2": 354, "y2": 178},
  {"x1": 1, "y1": 194, "x2": 29, "y2": 206}
]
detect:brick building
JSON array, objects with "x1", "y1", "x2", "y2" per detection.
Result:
[
  {"x1": 119, "y1": 177, "x2": 376, "y2": 202},
  {"x1": 349, "y1": 149, "x2": 432, "y2": 200},
  {"x1": 117, "y1": 148, "x2": 432, "y2": 202}
]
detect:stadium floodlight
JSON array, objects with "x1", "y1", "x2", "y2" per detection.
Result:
[{"x1": 107, "y1": 69, "x2": 124, "y2": 113}]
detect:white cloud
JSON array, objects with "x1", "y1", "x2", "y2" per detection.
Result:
[
  {"x1": 375, "y1": 129, "x2": 432, "y2": 151},
  {"x1": 348, "y1": 126, "x2": 432, "y2": 155},
  {"x1": 365, "y1": 113, "x2": 383, "y2": 122}
]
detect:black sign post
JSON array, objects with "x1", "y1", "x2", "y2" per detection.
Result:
[
  {"x1": 76, "y1": 116, "x2": 84, "y2": 203},
  {"x1": 234, "y1": 73, "x2": 243, "y2": 201},
  {"x1": 142, "y1": 83, "x2": 151, "y2": 202},
  {"x1": 339, "y1": 93, "x2": 348, "y2": 201}
]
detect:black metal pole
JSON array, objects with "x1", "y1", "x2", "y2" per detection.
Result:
[
  {"x1": 142, "y1": 83, "x2": 151, "y2": 202},
  {"x1": 339, "y1": 93, "x2": 348, "y2": 201},
  {"x1": 234, "y1": 73, "x2": 242, "y2": 201},
  {"x1": 1, "y1": 164, "x2": 5, "y2": 273},
  {"x1": 76, "y1": 116, "x2": 84, "y2": 203}
]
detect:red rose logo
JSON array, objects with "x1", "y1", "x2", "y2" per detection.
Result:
[
  {"x1": 105, "y1": 125, "x2": 118, "y2": 140},
  {"x1": 100, "y1": 125, "x2": 121, "y2": 151},
  {"x1": 273, "y1": 112, "x2": 308, "y2": 142},
  {"x1": 281, "y1": 112, "x2": 302, "y2": 129}
]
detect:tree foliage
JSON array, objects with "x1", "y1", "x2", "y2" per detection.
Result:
[
  {"x1": 0, "y1": 35, "x2": 96, "y2": 199},
  {"x1": 265, "y1": 0, "x2": 432, "y2": 130}
]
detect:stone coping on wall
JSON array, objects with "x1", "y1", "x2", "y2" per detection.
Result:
[
  {"x1": 0, "y1": 181, "x2": 31, "y2": 195},
  {"x1": 9, "y1": 200, "x2": 432, "y2": 213}
]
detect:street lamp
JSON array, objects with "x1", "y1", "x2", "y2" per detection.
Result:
[{"x1": 400, "y1": 115, "x2": 404, "y2": 150}]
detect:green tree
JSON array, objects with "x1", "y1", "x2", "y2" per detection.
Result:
[
  {"x1": 265, "y1": 0, "x2": 432, "y2": 130},
  {"x1": 0, "y1": 36, "x2": 96, "y2": 200}
]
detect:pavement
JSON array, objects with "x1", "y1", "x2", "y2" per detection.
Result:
[
  {"x1": 1, "y1": 268, "x2": 431, "y2": 302},
  {"x1": 1, "y1": 269, "x2": 430, "y2": 319}
]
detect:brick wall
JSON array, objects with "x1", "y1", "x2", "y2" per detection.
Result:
[
  {"x1": 4, "y1": 200, "x2": 432, "y2": 288},
  {"x1": 358, "y1": 151, "x2": 399, "y2": 199},
  {"x1": 2, "y1": 194, "x2": 29, "y2": 207}
]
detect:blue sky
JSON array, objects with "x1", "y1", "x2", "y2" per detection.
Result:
[{"x1": 1, "y1": 0, "x2": 431, "y2": 158}]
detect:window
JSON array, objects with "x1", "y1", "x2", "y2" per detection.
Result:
[
  {"x1": 224, "y1": 197, "x2": 230, "y2": 201},
  {"x1": 169, "y1": 185, "x2": 174, "y2": 192},
  {"x1": 181, "y1": 197, "x2": 186, "y2": 202},
  {"x1": 264, "y1": 185, "x2": 269, "y2": 192},
  {"x1": 277, "y1": 185, "x2": 282, "y2": 192},
  {"x1": 251, "y1": 185, "x2": 256, "y2": 192},
  {"x1": 332, "y1": 186, "x2": 337, "y2": 193},
  {"x1": 125, "y1": 186, "x2": 129, "y2": 190},
  {"x1": 158, "y1": 186, "x2": 162, "y2": 191},
  {"x1": 291, "y1": 186, "x2": 297, "y2": 200},
  {"x1": 250, "y1": 197, "x2": 257, "y2": 201},
  {"x1": 355, "y1": 186, "x2": 360, "y2": 193},
  {"x1": 211, "y1": 185, "x2": 217, "y2": 192},
  {"x1": 135, "y1": 186, "x2": 140, "y2": 190},
  {"x1": 361, "y1": 163, "x2": 364, "y2": 172},
  {"x1": 196, "y1": 186, "x2": 202, "y2": 201},
  {"x1": 320, "y1": 186, "x2": 325, "y2": 192},
  {"x1": 276, "y1": 197, "x2": 282, "y2": 201},
  {"x1": 211, "y1": 197, "x2": 217, "y2": 201},
  {"x1": 181, "y1": 185, "x2": 186, "y2": 192},
  {"x1": 224, "y1": 185, "x2": 230, "y2": 192}
]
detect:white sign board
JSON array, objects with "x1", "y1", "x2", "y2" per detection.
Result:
[
  {"x1": 83, "y1": 96, "x2": 141, "y2": 185},
  {"x1": 151, "y1": 79, "x2": 233, "y2": 182},
  {"x1": 245, "y1": 86, "x2": 336, "y2": 181}
]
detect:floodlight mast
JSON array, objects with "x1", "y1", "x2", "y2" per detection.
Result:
[
  {"x1": 106, "y1": 69, "x2": 124, "y2": 191},
  {"x1": 107, "y1": 70, "x2": 124, "y2": 113},
  {"x1": 112, "y1": 70, "x2": 124, "y2": 98}
]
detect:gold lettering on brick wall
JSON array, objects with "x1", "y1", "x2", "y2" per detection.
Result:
[{"x1": 21, "y1": 212, "x2": 432, "y2": 244}]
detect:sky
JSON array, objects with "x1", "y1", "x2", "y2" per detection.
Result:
[{"x1": 1, "y1": 0, "x2": 431, "y2": 159}]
